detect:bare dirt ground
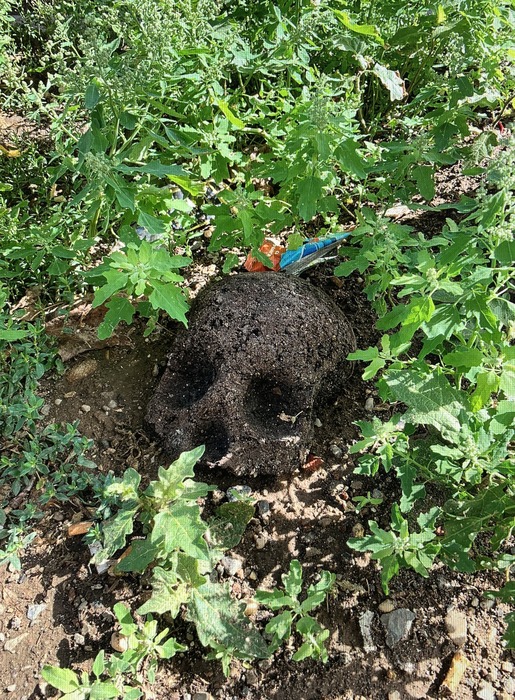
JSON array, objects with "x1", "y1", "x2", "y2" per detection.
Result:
[{"x1": 1, "y1": 167, "x2": 514, "y2": 700}]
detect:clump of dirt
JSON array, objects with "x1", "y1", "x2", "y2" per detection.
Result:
[{"x1": 147, "y1": 272, "x2": 357, "y2": 476}]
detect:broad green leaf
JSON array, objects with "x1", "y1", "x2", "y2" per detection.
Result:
[
  {"x1": 41, "y1": 666, "x2": 80, "y2": 693},
  {"x1": 115, "y1": 537, "x2": 159, "y2": 573},
  {"x1": 145, "y1": 446, "x2": 205, "y2": 503},
  {"x1": 92, "y1": 651, "x2": 105, "y2": 678},
  {"x1": 493, "y1": 240, "x2": 515, "y2": 265},
  {"x1": 471, "y1": 371, "x2": 499, "y2": 411},
  {"x1": 95, "y1": 506, "x2": 139, "y2": 561},
  {"x1": 97, "y1": 296, "x2": 135, "y2": 340},
  {"x1": 187, "y1": 581, "x2": 269, "y2": 659},
  {"x1": 214, "y1": 99, "x2": 245, "y2": 129},
  {"x1": 443, "y1": 348, "x2": 484, "y2": 369},
  {"x1": 113, "y1": 602, "x2": 136, "y2": 635},
  {"x1": 89, "y1": 681, "x2": 120, "y2": 699},
  {"x1": 296, "y1": 176, "x2": 323, "y2": 221},
  {"x1": 149, "y1": 280, "x2": 189, "y2": 326},
  {"x1": 372, "y1": 63, "x2": 406, "y2": 102},
  {"x1": 85, "y1": 83, "x2": 100, "y2": 109},
  {"x1": 0, "y1": 329, "x2": 29, "y2": 341},
  {"x1": 255, "y1": 589, "x2": 296, "y2": 610},
  {"x1": 137, "y1": 567, "x2": 190, "y2": 617},
  {"x1": 265, "y1": 610, "x2": 293, "y2": 644},
  {"x1": 209, "y1": 500, "x2": 255, "y2": 552},
  {"x1": 333, "y1": 10, "x2": 384, "y2": 45},
  {"x1": 158, "y1": 636, "x2": 187, "y2": 659},
  {"x1": 92, "y1": 270, "x2": 129, "y2": 308},
  {"x1": 152, "y1": 505, "x2": 210, "y2": 560},
  {"x1": 283, "y1": 560, "x2": 303, "y2": 598},
  {"x1": 413, "y1": 165, "x2": 435, "y2": 200},
  {"x1": 387, "y1": 369, "x2": 466, "y2": 434},
  {"x1": 137, "y1": 210, "x2": 166, "y2": 236}
]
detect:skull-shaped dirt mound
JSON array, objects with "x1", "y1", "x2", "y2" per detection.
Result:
[{"x1": 146, "y1": 272, "x2": 356, "y2": 476}]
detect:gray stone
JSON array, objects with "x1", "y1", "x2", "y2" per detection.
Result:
[
  {"x1": 358, "y1": 609, "x2": 376, "y2": 652},
  {"x1": 381, "y1": 608, "x2": 416, "y2": 647},
  {"x1": 220, "y1": 556, "x2": 243, "y2": 577},
  {"x1": 147, "y1": 273, "x2": 356, "y2": 476},
  {"x1": 256, "y1": 499, "x2": 270, "y2": 516}
]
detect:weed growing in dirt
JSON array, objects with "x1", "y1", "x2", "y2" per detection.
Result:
[
  {"x1": 345, "y1": 140, "x2": 515, "y2": 637},
  {"x1": 0, "y1": 306, "x2": 98, "y2": 568}
]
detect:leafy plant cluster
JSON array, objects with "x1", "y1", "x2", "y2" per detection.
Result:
[
  {"x1": 2, "y1": 0, "x2": 514, "y2": 332},
  {"x1": 41, "y1": 447, "x2": 334, "y2": 695},
  {"x1": 341, "y1": 139, "x2": 515, "y2": 640},
  {"x1": 0, "y1": 298, "x2": 99, "y2": 569}
]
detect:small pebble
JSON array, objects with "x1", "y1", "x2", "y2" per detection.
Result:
[
  {"x1": 445, "y1": 608, "x2": 467, "y2": 647},
  {"x1": 74, "y1": 633, "x2": 85, "y2": 645},
  {"x1": 351, "y1": 522, "x2": 365, "y2": 538},
  {"x1": 108, "y1": 399, "x2": 117, "y2": 409},
  {"x1": 6, "y1": 685, "x2": 16, "y2": 693},
  {"x1": 54, "y1": 398, "x2": 62, "y2": 406},
  {"x1": 64, "y1": 391, "x2": 76, "y2": 398},
  {"x1": 388, "y1": 692, "x2": 401, "y2": 700},
  {"x1": 314, "y1": 417, "x2": 322, "y2": 427},
  {"x1": 66, "y1": 359, "x2": 97, "y2": 382},
  {"x1": 378, "y1": 599, "x2": 396, "y2": 613},
  {"x1": 471, "y1": 596, "x2": 480, "y2": 607},
  {"x1": 501, "y1": 660, "x2": 513, "y2": 672},
  {"x1": 256, "y1": 500, "x2": 270, "y2": 516},
  {"x1": 481, "y1": 598, "x2": 495, "y2": 611},
  {"x1": 80, "y1": 404, "x2": 91, "y2": 413},
  {"x1": 40, "y1": 404, "x2": 51, "y2": 416},
  {"x1": 381, "y1": 608, "x2": 416, "y2": 648},
  {"x1": 476, "y1": 680, "x2": 496, "y2": 700},
  {"x1": 254, "y1": 534, "x2": 267, "y2": 549},
  {"x1": 192, "y1": 693, "x2": 212, "y2": 700},
  {"x1": 246, "y1": 670, "x2": 259, "y2": 686},
  {"x1": 365, "y1": 396, "x2": 374, "y2": 411},
  {"x1": 220, "y1": 556, "x2": 243, "y2": 577},
  {"x1": 330, "y1": 444, "x2": 343, "y2": 458}
]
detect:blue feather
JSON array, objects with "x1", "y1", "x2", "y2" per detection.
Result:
[{"x1": 279, "y1": 232, "x2": 351, "y2": 274}]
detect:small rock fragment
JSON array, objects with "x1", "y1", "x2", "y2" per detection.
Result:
[
  {"x1": 254, "y1": 534, "x2": 267, "y2": 549},
  {"x1": 378, "y1": 599, "x2": 396, "y2": 613},
  {"x1": 476, "y1": 680, "x2": 496, "y2": 700},
  {"x1": 381, "y1": 608, "x2": 416, "y2": 648},
  {"x1": 111, "y1": 632, "x2": 129, "y2": 653},
  {"x1": 365, "y1": 396, "x2": 374, "y2": 411},
  {"x1": 244, "y1": 600, "x2": 259, "y2": 617},
  {"x1": 330, "y1": 444, "x2": 343, "y2": 458},
  {"x1": 40, "y1": 404, "x2": 51, "y2": 416},
  {"x1": 4, "y1": 633, "x2": 28, "y2": 653},
  {"x1": 314, "y1": 417, "x2": 322, "y2": 427},
  {"x1": 256, "y1": 499, "x2": 270, "y2": 516},
  {"x1": 246, "y1": 670, "x2": 259, "y2": 685},
  {"x1": 27, "y1": 603, "x2": 46, "y2": 622},
  {"x1": 220, "y1": 556, "x2": 243, "y2": 577},
  {"x1": 74, "y1": 633, "x2": 85, "y2": 645},
  {"x1": 388, "y1": 692, "x2": 401, "y2": 700},
  {"x1": 445, "y1": 608, "x2": 467, "y2": 647},
  {"x1": 6, "y1": 684, "x2": 16, "y2": 693},
  {"x1": 351, "y1": 522, "x2": 365, "y2": 538},
  {"x1": 80, "y1": 404, "x2": 91, "y2": 413},
  {"x1": 358, "y1": 609, "x2": 376, "y2": 652},
  {"x1": 54, "y1": 398, "x2": 62, "y2": 406},
  {"x1": 440, "y1": 650, "x2": 469, "y2": 696},
  {"x1": 192, "y1": 693, "x2": 212, "y2": 700}
]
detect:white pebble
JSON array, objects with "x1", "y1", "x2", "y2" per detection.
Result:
[{"x1": 80, "y1": 404, "x2": 91, "y2": 413}]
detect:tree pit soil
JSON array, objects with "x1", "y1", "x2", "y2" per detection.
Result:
[{"x1": 1, "y1": 250, "x2": 514, "y2": 700}]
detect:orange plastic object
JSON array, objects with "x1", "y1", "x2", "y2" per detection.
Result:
[{"x1": 244, "y1": 239, "x2": 286, "y2": 272}]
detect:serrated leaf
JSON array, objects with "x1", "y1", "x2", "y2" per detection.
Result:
[
  {"x1": 137, "y1": 567, "x2": 190, "y2": 617},
  {"x1": 209, "y1": 500, "x2": 255, "y2": 552},
  {"x1": 97, "y1": 296, "x2": 135, "y2": 339},
  {"x1": 187, "y1": 581, "x2": 269, "y2": 658},
  {"x1": 145, "y1": 446, "x2": 205, "y2": 503},
  {"x1": 149, "y1": 280, "x2": 189, "y2": 326},
  {"x1": 92, "y1": 270, "x2": 129, "y2": 308},
  {"x1": 283, "y1": 559, "x2": 303, "y2": 598},
  {"x1": 95, "y1": 506, "x2": 139, "y2": 561},
  {"x1": 115, "y1": 537, "x2": 159, "y2": 573},
  {"x1": 387, "y1": 369, "x2": 466, "y2": 434},
  {"x1": 152, "y1": 505, "x2": 209, "y2": 560}
]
